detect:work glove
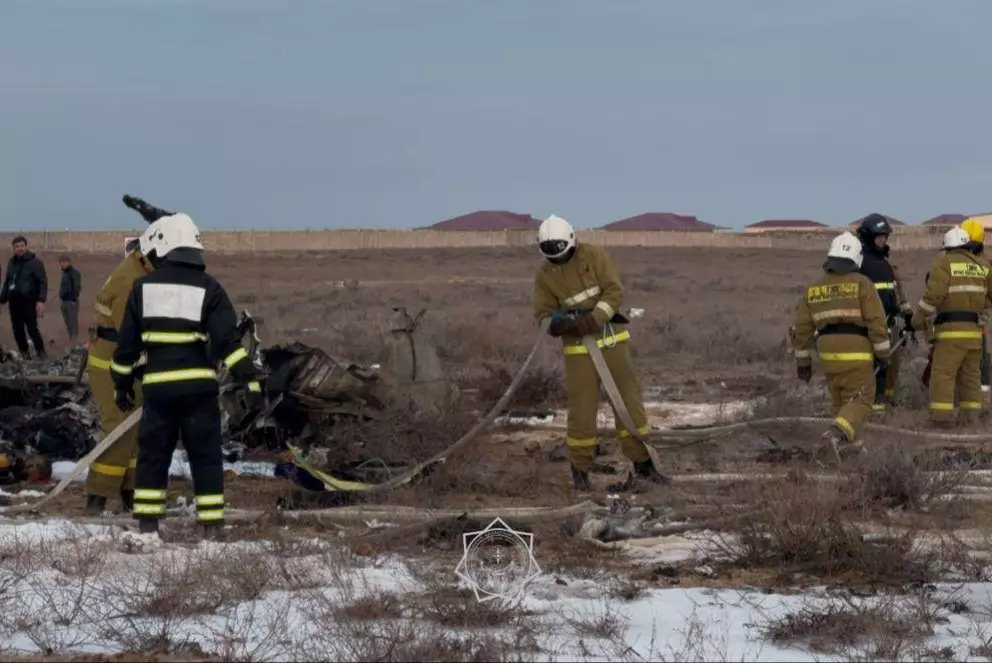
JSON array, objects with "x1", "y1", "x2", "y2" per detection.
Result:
[
  {"x1": 796, "y1": 365, "x2": 812, "y2": 383},
  {"x1": 229, "y1": 353, "x2": 260, "y2": 383},
  {"x1": 573, "y1": 313, "x2": 602, "y2": 337},
  {"x1": 548, "y1": 312, "x2": 574, "y2": 337},
  {"x1": 243, "y1": 380, "x2": 265, "y2": 411},
  {"x1": 114, "y1": 383, "x2": 135, "y2": 413},
  {"x1": 902, "y1": 313, "x2": 917, "y2": 344},
  {"x1": 875, "y1": 356, "x2": 890, "y2": 374}
]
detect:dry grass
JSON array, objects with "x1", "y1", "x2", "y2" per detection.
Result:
[
  {"x1": 715, "y1": 480, "x2": 962, "y2": 586},
  {"x1": 761, "y1": 586, "x2": 964, "y2": 661},
  {"x1": 5, "y1": 246, "x2": 935, "y2": 403}
]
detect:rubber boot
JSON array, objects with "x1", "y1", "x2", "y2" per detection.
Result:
[
  {"x1": 570, "y1": 466, "x2": 591, "y2": 492},
  {"x1": 120, "y1": 490, "x2": 134, "y2": 513},
  {"x1": 633, "y1": 459, "x2": 671, "y2": 486},
  {"x1": 84, "y1": 495, "x2": 107, "y2": 517},
  {"x1": 607, "y1": 459, "x2": 671, "y2": 492},
  {"x1": 138, "y1": 518, "x2": 159, "y2": 535},
  {"x1": 814, "y1": 426, "x2": 862, "y2": 467}
]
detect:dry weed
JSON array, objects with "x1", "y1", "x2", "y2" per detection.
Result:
[
  {"x1": 718, "y1": 481, "x2": 943, "y2": 585},
  {"x1": 761, "y1": 586, "x2": 960, "y2": 661},
  {"x1": 848, "y1": 439, "x2": 969, "y2": 512}
]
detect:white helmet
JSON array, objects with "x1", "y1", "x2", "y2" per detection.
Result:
[
  {"x1": 942, "y1": 226, "x2": 970, "y2": 250},
  {"x1": 827, "y1": 231, "x2": 863, "y2": 268},
  {"x1": 137, "y1": 219, "x2": 163, "y2": 257},
  {"x1": 148, "y1": 213, "x2": 203, "y2": 259},
  {"x1": 537, "y1": 214, "x2": 576, "y2": 259}
]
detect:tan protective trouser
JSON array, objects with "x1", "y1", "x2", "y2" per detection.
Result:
[
  {"x1": 825, "y1": 362, "x2": 875, "y2": 442},
  {"x1": 929, "y1": 340, "x2": 983, "y2": 423},
  {"x1": 84, "y1": 358, "x2": 143, "y2": 498},
  {"x1": 563, "y1": 341, "x2": 651, "y2": 472}
]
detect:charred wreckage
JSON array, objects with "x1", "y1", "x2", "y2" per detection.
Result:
[{"x1": 0, "y1": 306, "x2": 460, "y2": 506}]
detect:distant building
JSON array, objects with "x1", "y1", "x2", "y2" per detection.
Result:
[
  {"x1": 744, "y1": 219, "x2": 830, "y2": 233},
  {"x1": 600, "y1": 212, "x2": 721, "y2": 232},
  {"x1": 426, "y1": 210, "x2": 541, "y2": 231},
  {"x1": 921, "y1": 213, "x2": 970, "y2": 233}
]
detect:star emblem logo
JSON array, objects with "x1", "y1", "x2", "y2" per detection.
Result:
[{"x1": 454, "y1": 517, "x2": 541, "y2": 603}]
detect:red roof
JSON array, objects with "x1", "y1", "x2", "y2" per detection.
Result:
[
  {"x1": 601, "y1": 212, "x2": 718, "y2": 231},
  {"x1": 747, "y1": 219, "x2": 827, "y2": 229},
  {"x1": 429, "y1": 210, "x2": 540, "y2": 231},
  {"x1": 851, "y1": 214, "x2": 906, "y2": 227},
  {"x1": 923, "y1": 213, "x2": 969, "y2": 226}
]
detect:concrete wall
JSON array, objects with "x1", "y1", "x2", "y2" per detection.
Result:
[{"x1": 0, "y1": 227, "x2": 948, "y2": 254}]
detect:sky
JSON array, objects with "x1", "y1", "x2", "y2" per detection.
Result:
[{"x1": 1, "y1": 0, "x2": 990, "y2": 231}]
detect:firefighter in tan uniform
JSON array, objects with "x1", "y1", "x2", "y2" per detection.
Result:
[
  {"x1": 83, "y1": 223, "x2": 162, "y2": 515},
  {"x1": 793, "y1": 232, "x2": 891, "y2": 462},
  {"x1": 532, "y1": 214, "x2": 667, "y2": 491},
  {"x1": 961, "y1": 218, "x2": 992, "y2": 399},
  {"x1": 912, "y1": 226, "x2": 992, "y2": 427}
]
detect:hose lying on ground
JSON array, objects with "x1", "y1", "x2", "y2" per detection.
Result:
[
  {"x1": 647, "y1": 416, "x2": 992, "y2": 447},
  {"x1": 358, "y1": 317, "x2": 553, "y2": 494}
]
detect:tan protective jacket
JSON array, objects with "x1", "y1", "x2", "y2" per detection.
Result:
[
  {"x1": 88, "y1": 250, "x2": 155, "y2": 367},
  {"x1": 533, "y1": 243, "x2": 627, "y2": 355},
  {"x1": 912, "y1": 248, "x2": 992, "y2": 349},
  {"x1": 793, "y1": 270, "x2": 891, "y2": 369}
]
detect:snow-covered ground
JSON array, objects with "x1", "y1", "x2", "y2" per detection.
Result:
[
  {"x1": 47, "y1": 452, "x2": 277, "y2": 486},
  {"x1": 0, "y1": 518, "x2": 990, "y2": 661},
  {"x1": 494, "y1": 399, "x2": 757, "y2": 430}
]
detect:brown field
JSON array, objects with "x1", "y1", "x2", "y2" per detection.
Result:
[
  {"x1": 1, "y1": 245, "x2": 958, "y2": 515},
  {"x1": 10, "y1": 246, "x2": 992, "y2": 662},
  {"x1": 7, "y1": 246, "x2": 935, "y2": 399}
]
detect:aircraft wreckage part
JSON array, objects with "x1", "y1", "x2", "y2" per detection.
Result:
[
  {"x1": 0, "y1": 407, "x2": 142, "y2": 515},
  {"x1": 289, "y1": 318, "x2": 553, "y2": 494},
  {"x1": 376, "y1": 307, "x2": 459, "y2": 415}
]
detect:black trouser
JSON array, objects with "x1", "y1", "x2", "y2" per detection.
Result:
[
  {"x1": 8, "y1": 297, "x2": 45, "y2": 357},
  {"x1": 133, "y1": 392, "x2": 225, "y2": 524}
]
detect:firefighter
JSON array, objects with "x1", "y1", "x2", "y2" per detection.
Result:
[
  {"x1": 913, "y1": 226, "x2": 992, "y2": 427},
  {"x1": 961, "y1": 217, "x2": 992, "y2": 397},
  {"x1": 532, "y1": 214, "x2": 668, "y2": 492},
  {"x1": 793, "y1": 231, "x2": 891, "y2": 462},
  {"x1": 83, "y1": 221, "x2": 164, "y2": 516},
  {"x1": 111, "y1": 213, "x2": 261, "y2": 537},
  {"x1": 854, "y1": 213, "x2": 914, "y2": 413}
]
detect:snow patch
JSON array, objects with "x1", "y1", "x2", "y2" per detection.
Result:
[
  {"x1": 51, "y1": 452, "x2": 276, "y2": 484},
  {"x1": 494, "y1": 400, "x2": 756, "y2": 431}
]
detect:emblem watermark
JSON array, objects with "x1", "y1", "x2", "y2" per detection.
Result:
[{"x1": 454, "y1": 517, "x2": 541, "y2": 603}]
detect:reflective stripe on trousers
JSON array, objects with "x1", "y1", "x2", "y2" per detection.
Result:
[{"x1": 563, "y1": 330, "x2": 631, "y2": 355}]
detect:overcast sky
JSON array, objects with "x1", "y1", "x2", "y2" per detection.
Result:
[{"x1": 2, "y1": 0, "x2": 989, "y2": 230}]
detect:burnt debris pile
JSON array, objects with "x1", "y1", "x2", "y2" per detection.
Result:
[{"x1": 0, "y1": 346, "x2": 97, "y2": 485}]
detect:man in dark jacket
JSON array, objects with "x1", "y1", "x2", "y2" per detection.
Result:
[
  {"x1": 0, "y1": 236, "x2": 48, "y2": 359},
  {"x1": 855, "y1": 214, "x2": 914, "y2": 413},
  {"x1": 58, "y1": 253, "x2": 82, "y2": 342}
]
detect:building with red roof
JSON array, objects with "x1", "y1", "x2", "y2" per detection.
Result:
[
  {"x1": 427, "y1": 210, "x2": 540, "y2": 231},
  {"x1": 601, "y1": 212, "x2": 720, "y2": 232},
  {"x1": 922, "y1": 213, "x2": 969, "y2": 229}
]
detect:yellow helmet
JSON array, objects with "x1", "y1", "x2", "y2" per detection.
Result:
[{"x1": 962, "y1": 217, "x2": 985, "y2": 244}]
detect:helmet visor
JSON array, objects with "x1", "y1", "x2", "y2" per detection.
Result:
[{"x1": 540, "y1": 239, "x2": 570, "y2": 258}]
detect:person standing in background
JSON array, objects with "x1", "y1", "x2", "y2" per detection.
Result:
[
  {"x1": 0, "y1": 236, "x2": 48, "y2": 359},
  {"x1": 58, "y1": 254, "x2": 82, "y2": 342}
]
